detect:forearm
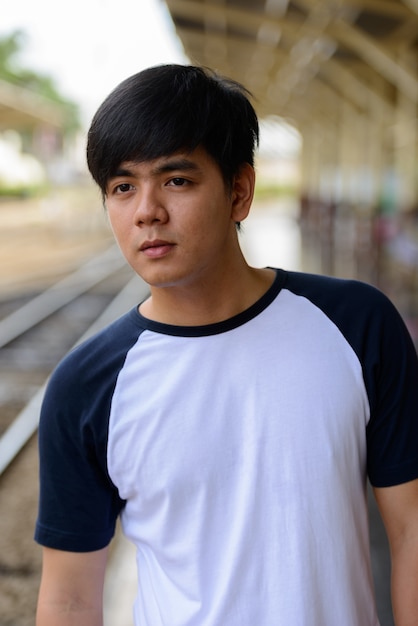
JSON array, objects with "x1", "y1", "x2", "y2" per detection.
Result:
[
  {"x1": 36, "y1": 546, "x2": 108, "y2": 626},
  {"x1": 36, "y1": 592, "x2": 103, "y2": 626},
  {"x1": 391, "y1": 541, "x2": 418, "y2": 626}
]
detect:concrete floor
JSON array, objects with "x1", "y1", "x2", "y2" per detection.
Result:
[
  {"x1": 368, "y1": 486, "x2": 394, "y2": 625},
  {"x1": 104, "y1": 527, "x2": 137, "y2": 626},
  {"x1": 103, "y1": 200, "x2": 395, "y2": 625}
]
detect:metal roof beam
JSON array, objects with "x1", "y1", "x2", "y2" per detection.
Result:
[
  {"x1": 401, "y1": 0, "x2": 418, "y2": 16},
  {"x1": 319, "y1": 58, "x2": 394, "y2": 116},
  {"x1": 329, "y1": 17, "x2": 418, "y2": 101},
  {"x1": 166, "y1": 0, "x2": 308, "y2": 39}
]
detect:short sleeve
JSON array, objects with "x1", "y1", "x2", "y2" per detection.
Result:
[
  {"x1": 364, "y1": 291, "x2": 418, "y2": 487},
  {"x1": 34, "y1": 313, "x2": 143, "y2": 551}
]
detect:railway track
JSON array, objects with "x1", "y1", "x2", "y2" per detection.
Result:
[
  {"x1": 0, "y1": 245, "x2": 148, "y2": 475},
  {"x1": 0, "y1": 246, "x2": 148, "y2": 625}
]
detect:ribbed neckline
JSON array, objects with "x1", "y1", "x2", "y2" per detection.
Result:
[{"x1": 130, "y1": 268, "x2": 285, "y2": 337}]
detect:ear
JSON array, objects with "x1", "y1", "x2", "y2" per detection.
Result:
[{"x1": 231, "y1": 163, "x2": 255, "y2": 223}]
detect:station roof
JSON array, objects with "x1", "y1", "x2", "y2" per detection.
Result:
[{"x1": 164, "y1": 0, "x2": 418, "y2": 126}]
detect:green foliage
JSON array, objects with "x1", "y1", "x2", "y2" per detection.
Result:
[
  {"x1": 0, "y1": 30, "x2": 80, "y2": 132},
  {"x1": 254, "y1": 180, "x2": 298, "y2": 201},
  {"x1": 0, "y1": 182, "x2": 47, "y2": 198}
]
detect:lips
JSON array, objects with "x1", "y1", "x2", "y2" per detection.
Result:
[{"x1": 139, "y1": 240, "x2": 174, "y2": 258}]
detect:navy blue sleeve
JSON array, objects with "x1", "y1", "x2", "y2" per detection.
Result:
[
  {"x1": 283, "y1": 271, "x2": 418, "y2": 488},
  {"x1": 360, "y1": 287, "x2": 418, "y2": 487},
  {"x1": 35, "y1": 310, "x2": 141, "y2": 552}
]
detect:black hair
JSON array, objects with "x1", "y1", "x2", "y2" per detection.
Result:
[{"x1": 86, "y1": 64, "x2": 259, "y2": 195}]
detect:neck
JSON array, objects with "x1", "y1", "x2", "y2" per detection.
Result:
[{"x1": 139, "y1": 259, "x2": 276, "y2": 326}]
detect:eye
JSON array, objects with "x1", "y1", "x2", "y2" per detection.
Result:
[
  {"x1": 168, "y1": 177, "x2": 188, "y2": 187},
  {"x1": 115, "y1": 183, "x2": 134, "y2": 193}
]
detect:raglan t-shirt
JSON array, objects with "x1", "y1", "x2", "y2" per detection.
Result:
[{"x1": 35, "y1": 268, "x2": 418, "y2": 625}]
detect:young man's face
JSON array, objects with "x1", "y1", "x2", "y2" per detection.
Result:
[{"x1": 105, "y1": 146, "x2": 251, "y2": 291}]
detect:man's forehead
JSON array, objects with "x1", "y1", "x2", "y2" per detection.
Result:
[{"x1": 111, "y1": 148, "x2": 215, "y2": 180}]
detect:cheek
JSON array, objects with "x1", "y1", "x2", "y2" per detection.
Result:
[{"x1": 107, "y1": 210, "x2": 129, "y2": 239}]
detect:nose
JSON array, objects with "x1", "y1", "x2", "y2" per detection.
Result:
[{"x1": 134, "y1": 186, "x2": 168, "y2": 226}]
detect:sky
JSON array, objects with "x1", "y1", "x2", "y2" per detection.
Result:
[{"x1": 0, "y1": 0, "x2": 188, "y2": 125}]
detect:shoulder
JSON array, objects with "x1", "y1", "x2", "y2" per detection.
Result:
[
  {"x1": 38, "y1": 306, "x2": 145, "y2": 490},
  {"x1": 41, "y1": 307, "x2": 145, "y2": 420},
  {"x1": 282, "y1": 269, "x2": 388, "y2": 311},
  {"x1": 279, "y1": 269, "x2": 417, "y2": 380},
  {"x1": 281, "y1": 269, "x2": 400, "y2": 340},
  {"x1": 51, "y1": 307, "x2": 143, "y2": 387}
]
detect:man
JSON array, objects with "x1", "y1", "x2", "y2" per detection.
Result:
[{"x1": 35, "y1": 64, "x2": 418, "y2": 625}]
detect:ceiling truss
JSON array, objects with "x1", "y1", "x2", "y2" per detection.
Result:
[{"x1": 165, "y1": 0, "x2": 418, "y2": 125}]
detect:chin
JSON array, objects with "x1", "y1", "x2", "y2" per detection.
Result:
[{"x1": 132, "y1": 266, "x2": 187, "y2": 289}]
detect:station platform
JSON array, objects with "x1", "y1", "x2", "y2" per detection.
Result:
[
  {"x1": 104, "y1": 526, "x2": 137, "y2": 626},
  {"x1": 103, "y1": 198, "x2": 402, "y2": 626}
]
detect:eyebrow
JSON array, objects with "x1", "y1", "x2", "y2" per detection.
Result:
[
  {"x1": 112, "y1": 158, "x2": 201, "y2": 180},
  {"x1": 151, "y1": 158, "x2": 201, "y2": 176},
  {"x1": 112, "y1": 167, "x2": 135, "y2": 178}
]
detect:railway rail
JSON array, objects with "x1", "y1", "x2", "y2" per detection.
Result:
[{"x1": 0, "y1": 245, "x2": 148, "y2": 475}]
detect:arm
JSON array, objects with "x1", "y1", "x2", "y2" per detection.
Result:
[
  {"x1": 36, "y1": 546, "x2": 109, "y2": 626},
  {"x1": 374, "y1": 478, "x2": 418, "y2": 626}
]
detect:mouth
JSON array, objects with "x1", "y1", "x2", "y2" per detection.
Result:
[{"x1": 139, "y1": 240, "x2": 175, "y2": 258}]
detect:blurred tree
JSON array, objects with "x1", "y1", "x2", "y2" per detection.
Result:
[{"x1": 0, "y1": 30, "x2": 80, "y2": 132}]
